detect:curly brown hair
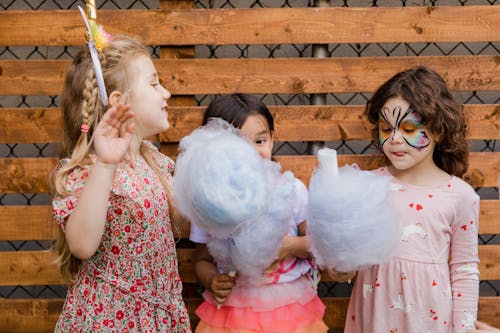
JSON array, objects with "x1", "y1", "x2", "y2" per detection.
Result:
[{"x1": 365, "y1": 66, "x2": 469, "y2": 177}]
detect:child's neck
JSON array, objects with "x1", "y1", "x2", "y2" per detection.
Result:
[
  {"x1": 129, "y1": 136, "x2": 142, "y2": 159},
  {"x1": 388, "y1": 163, "x2": 451, "y2": 187}
]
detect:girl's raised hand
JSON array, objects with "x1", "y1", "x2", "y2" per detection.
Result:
[{"x1": 93, "y1": 103, "x2": 135, "y2": 164}]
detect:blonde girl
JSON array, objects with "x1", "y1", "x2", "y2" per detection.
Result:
[{"x1": 51, "y1": 33, "x2": 190, "y2": 332}]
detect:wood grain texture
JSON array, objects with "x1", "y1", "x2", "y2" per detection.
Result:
[
  {"x1": 1, "y1": 6, "x2": 499, "y2": 46},
  {"x1": 3, "y1": 105, "x2": 497, "y2": 144},
  {"x1": 1, "y1": 245, "x2": 498, "y2": 287},
  {"x1": 1, "y1": 201, "x2": 496, "y2": 241},
  {"x1": 1, "y1": 56, "x2": 499, "y2": 95},
  {"x1": 1, "y1": 153, "x2": 498, "y2": 194}
]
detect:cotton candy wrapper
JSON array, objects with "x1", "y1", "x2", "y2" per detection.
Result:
[
  {"x1": 174, "y1": 118, "x2": 295, "y2": 281},
  {"x1": 308, "y1": 148, "x2": 400, "y2": 272}
]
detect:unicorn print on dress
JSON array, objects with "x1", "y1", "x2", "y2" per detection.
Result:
[
  {"x1": 390, "y1": 182, "x2": 404, "y2": 191},
  {"x1": 390, "y1": 294, "x2": 415, "y2": 314},
  {"x1": 461, "y1": 309, "x2": 476, "y2": 329},
  {"x1": 363, "y1": 284, "x2": 374, "y2": 299},
  {"x1": 401, "y1": 223, "x2": 427, "y2": 242}
]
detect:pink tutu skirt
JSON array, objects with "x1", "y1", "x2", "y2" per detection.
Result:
[{"x1": 195, "y1": 276, "x2": 328, "y2": 333}]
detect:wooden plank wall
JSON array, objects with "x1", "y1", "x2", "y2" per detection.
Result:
[{"x1": 0, "y1": 3, "x2": 499, "y2": 332}]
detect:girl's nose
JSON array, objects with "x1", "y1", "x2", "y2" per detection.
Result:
[
  {"x1": 161, "y1": 85, "x2": 171, "y2": 100},
  {"x1": 390, "y1": 129, "x2": 405, "y2": 143}
]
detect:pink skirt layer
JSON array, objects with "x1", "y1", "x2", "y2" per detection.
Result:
[{"x1": 195, "y1": 276, "x2": 327, "y2": 333}]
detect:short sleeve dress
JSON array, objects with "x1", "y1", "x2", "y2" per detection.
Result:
[
  {"x1": 344, "y1": 167, "x2": 480, "y2": 333},
  {"x1": 52, "y1": 142, "x2": 191, "y2": 332}
]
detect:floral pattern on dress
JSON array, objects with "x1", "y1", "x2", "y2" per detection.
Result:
[{"x1": 52, "y1": 142, "x2": 190, "y2": 332}]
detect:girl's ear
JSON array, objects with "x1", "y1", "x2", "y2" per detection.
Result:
[
  {"x1": 108, "y1": 90, "x2": 122, "y2": 107},
  {"x1": 434, "y1": 132, "x2": 443, "y2": 144}
]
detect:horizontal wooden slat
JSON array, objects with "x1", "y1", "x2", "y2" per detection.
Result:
[
  {"x1": 0, "y1": 200, "x2": 497, "y2": 240},
  {"x1": 154, "y1": 104, "x2": 500, "y2": 142},
  {"x1": 0, "y1": 296, "x2": 498, "y2": 333},
  {"x1": 273, "y1": 153, "x2": 500, "y2": 188},
  {"x1": 1, "y1": 153, "x2": 498, "y2": 194},
  {"x1": 1, "y1": 245, "x2": 498, "y2": 286},
  {"x1": 0, "y1": 250, "x2": 62, "y2": 286},
  {"x1": 1, "y1": 56, "x2": 499, "y2": 95},
  {"x1": 0, "y1": 299, "x2": 63, "y2": 333},
  {"x1": 0, "y1": 158, "x2": 56, "y2": 194},
  {"x1": 480, "y1": 201, "x2": 500, "y2": 234},
  {"x1": 0, "y1": 206, "x2": 58, "y2": 240},
  {"x1": 1, "y1": 199, "x2": 497, "y2": 241},
  {"x1": 0, "y1": 108, "x2": 62, "y2": 144},
  {"x1": 2, "y1": 105, "x2": 498, "y2": 144},
  {"x1": 0, "y1": 206, "x2": 192, "y2": 241},
  {"x1": 1, "y1": 6, "x2": 499, "y2": 46}
]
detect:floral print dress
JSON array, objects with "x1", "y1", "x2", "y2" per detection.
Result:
[{"x1": 52, "y1": 142, "x2": 191, "y2": 333}]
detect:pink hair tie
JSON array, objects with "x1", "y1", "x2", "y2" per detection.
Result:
[{"x1": 80, "y1": 124, "x2": 90, "y2": 133}]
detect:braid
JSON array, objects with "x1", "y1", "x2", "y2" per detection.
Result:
[{"x1": 81, "y1": 67, "x2": 99, "y2": 136}]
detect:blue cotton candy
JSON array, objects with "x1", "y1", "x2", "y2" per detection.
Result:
[
  {"x1": 174, "y1": 119, "x2": 296, "y2": 282},
  {"x1": 174, "y1": 119, "x2": 268, "y2": 238},
  {"x1": 308, "y1": 148, "x2": 400, "y2": 272}
]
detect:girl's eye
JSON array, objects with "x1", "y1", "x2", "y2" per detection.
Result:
[
  {"x1": 152, "y1": 82, "x2": 160, "y2": 88},
  {"x1": 401, "y1": 124, "x2": 418, "y2": 133},
  {"x1": 256, "y1": 139, "x2": 267, "y2": 144},
  {"x1": 380, "y1": 127, "x2": 392, "y2": 133}
]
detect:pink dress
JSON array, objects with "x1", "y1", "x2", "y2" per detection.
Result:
[
  {"x1": 52, "y1": 142, "x2": 191, "y2": 332},
  {"x1": 344, "y1": 167, "x2": 480, "y2": 333},
  {"x1": 190, "y1": 179, "x2": 328, "y2": 333}
]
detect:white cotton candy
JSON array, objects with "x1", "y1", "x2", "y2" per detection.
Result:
[
  {"x1": 174, "y1": 119, "x2": 296, "y2": 282},
  {"x1": 308, "y1": 148, "x2": 400, "y2": 272},
  {"x1": 206, "y1": 161, "x2": 296, "y2": 283},
  {"x1": 174, "y1": 118, "x2": 269, "y2": 238}
]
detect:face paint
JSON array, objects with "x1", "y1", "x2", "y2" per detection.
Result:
[{"x1": 378, "y1": 105, "x2": 430, "y2": 149}]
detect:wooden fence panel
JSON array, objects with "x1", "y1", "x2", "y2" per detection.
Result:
[
  {"x1": 1, "y1": 104, "x2": 499, "y2": 144},
  {"x1": 1, "y1": 6, "x2": 500, "y2": 46},
  {"x1": 0, "y1": 3, "x2": 499, "y2": 332},
  {"x1": 1, "y1": 56, "x2": 499, "y2": 95}
]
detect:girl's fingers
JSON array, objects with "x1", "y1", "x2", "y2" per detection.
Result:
[
  {"x1": 120, "y1": 122, "x2": 135, "y2": 143},
  {"x1": 215, "y1": 281, "x2": 234, "y2": 290},
  {"x1": 98, "y1": 104, "x2": 133, "y2": 133},
  {"x1": 108, "y1": 104, "x2": 131, "y2": 128}
]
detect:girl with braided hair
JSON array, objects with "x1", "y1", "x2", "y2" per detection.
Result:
[{"x1": 50, "y1": 7, "x2": 190, "y2": 331}]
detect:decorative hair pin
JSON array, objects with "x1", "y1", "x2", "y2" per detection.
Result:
[{"x1": 78, "y1": 0, "x2": 111, "y2": 109}]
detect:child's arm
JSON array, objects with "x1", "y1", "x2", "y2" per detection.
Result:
[
  {"x1": 65, "y1": 104, "x2": 134, "y2": 259},
  {"x1": 466, "y1": 321, "x2": 500, "y2": 332},
  {"x1": 277, "y1": 221, "x2": 311, "y2": 260},
  {"x1": 194, "y1": 243, "x2": 236, "y2": 305},
  {"x1": 450, "y1": 194, "x2": 480, "y2": 331}
]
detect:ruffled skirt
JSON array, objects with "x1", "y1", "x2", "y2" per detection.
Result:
[{"x1": 195, "y1": 276, "x2": 328, "y2": 333}]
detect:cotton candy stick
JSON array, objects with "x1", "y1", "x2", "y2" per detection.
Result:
[{"x1": 317, "y1": 147, "x2": 339, "y2": 176}]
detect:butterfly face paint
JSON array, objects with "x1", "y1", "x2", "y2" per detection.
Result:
[{"x1": 378, "y1": 105, "x2": 430, "y2": 149}]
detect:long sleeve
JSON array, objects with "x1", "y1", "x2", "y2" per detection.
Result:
[{"x1": 449, "y1": 194, "x2": 480, "y2": 332}]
